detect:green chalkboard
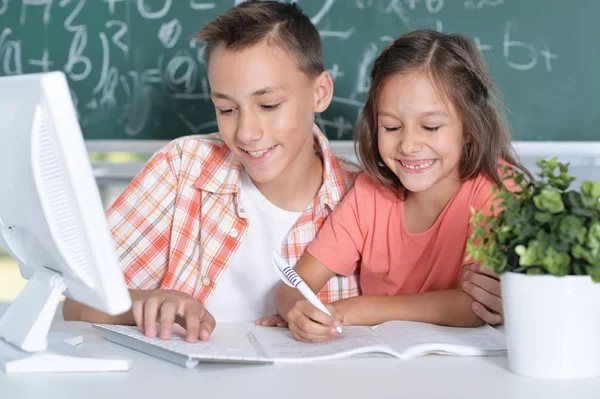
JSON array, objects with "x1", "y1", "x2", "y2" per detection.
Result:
[{"x1": 0, "y1": 0, "x2": 598, "y2": 141}]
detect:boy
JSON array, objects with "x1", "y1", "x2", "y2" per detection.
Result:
[{"x1": 63, "y1": 1, "x2": 502, "y2": 340}]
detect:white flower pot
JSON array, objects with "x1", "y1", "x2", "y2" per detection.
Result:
[{"x1": 501, "y1": 272, "x2": 600, "y2": 379}]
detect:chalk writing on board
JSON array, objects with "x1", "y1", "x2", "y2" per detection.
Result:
[
  {"x1": 0, "y1": 0, "x2": 567, "y2": 141},
  {"x1": 328, "y1": 63, "x2": 344, "y2": 81},
  {"x1": 104, "y1": 0, "x2": 126, "y2": 15},
  {"x1": 158, "y1": 19, "x2": 182, "y2": 49},
  {"x1": 28, "y1": 48, "x2": 53, "y2": 72},
  {"x1": 137, "y1": 0, "x2": 171, "y2": 20},
  {"x1": 189, "y1": 1, "x2": 215, "y2": 11},
  {"x1": 62, "y1": 0, "x2": 87, "y2": 33},
  {"x1": 464, "y1": 0, "x2": 503, "y2": 10},
  {"x1": 0, "y1": 0, "x2": 8, "y2": 16},
  {"x1": 20, "y1": 0, "x2": 52, "y2": 26},
  {"x1": 503, "y1": 22, "x2": 558, "y2": 72},
  {"x1": 105, "y1": 20, "x2": 129, "y2": 54}
]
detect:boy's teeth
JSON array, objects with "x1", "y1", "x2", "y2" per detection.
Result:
[
  {"x1": 246, "y1": 146, "x2": 274, "y2": 158},
  {"x1": 400, "y1": 160, "x2": 435, "y2": 170}
]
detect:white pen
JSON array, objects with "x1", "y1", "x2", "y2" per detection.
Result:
[{"x1": 271, "y1": 251, "x2": 343, "y2": 335}]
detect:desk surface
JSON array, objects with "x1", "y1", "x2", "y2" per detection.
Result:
[{"x1": 1, "y1": 321, "x2": 600, "y2": 399}]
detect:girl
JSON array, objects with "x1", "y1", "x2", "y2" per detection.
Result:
[{"x1": 274, "y1": 29, "x2": 527, "y2": 343}]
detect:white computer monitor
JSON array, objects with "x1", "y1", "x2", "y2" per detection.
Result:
[{"x1": 0, "y1": 72, "x2": 132, "y2": 373}]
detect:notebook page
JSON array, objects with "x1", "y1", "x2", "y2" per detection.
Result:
[
  {"x1": 372, "y1": 321, "x2": 506, "y2": 359},
  {"x1": 249, "y1": 325, "x2": 395, "y2": 362}
]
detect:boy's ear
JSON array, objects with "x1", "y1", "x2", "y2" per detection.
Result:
[{"x1": 313, "y1": 71, "x2": 334, "y2": 113}]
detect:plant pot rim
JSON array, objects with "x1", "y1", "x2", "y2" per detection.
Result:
[{"x1": 501, "y1": 271, "x2": 596, "y2": 282}]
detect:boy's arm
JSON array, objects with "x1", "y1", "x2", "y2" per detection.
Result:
[
  {"x1": 62, "y1": 289, "x2": 154, "y2": 324},
  {"x1": 334, "y1": 265, "x2": 485, "y2": 327},
  {"x1": 63, "y1": 288, "x2": 216, "y2": 342}
]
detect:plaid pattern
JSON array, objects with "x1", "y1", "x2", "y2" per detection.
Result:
[{"x1": 107, "y1": 125, "x2": 361, "y2": 305}]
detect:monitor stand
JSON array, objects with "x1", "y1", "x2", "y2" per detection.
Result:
[{"x1": 0, "y1": 268, "x2": 131, "y2": 373}]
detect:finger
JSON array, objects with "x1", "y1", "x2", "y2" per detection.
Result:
[
  {"x1": 143, "y1": 297, "x2": 162, "y2": 337},
  {"x1": 276, "y1": 321, "x2": 289, "y2": 328},
  {"x1": 158, "y1": 300, "x2": 177, "y2": 340},
  {"x1": 132, "y1": 300, "x2": 145, "y2": 332},
  {"x1": 255, "y1": 314, "x2": 284, "y2": 327},
  {"x1": 289, "y1": 323, "x2": 337, "y2": 343},
  {"x1": 465, "y1": 271, "x2": 501, "y2": 297},
  {"x1": 198, "y1": 313, "x2": 216, "y2": 341},
  {"x1": 471, "y1": 263, "x2": 499, "y2": 279},
  {"x1": 183, "y1": 314, "x2": 201, "y2": 343},
  {"x1": 463, "y1": 280, "x2": 503, "y2": 314},
  {"x1": 291, "y1": 310, "x2": 338, "y2": 339},
  {"x1": 297, "y1": 301, "x2": 337, "y2": 327},
  {"x1": 325, "y1": 304, "x2": 345, "y2": 328},
  {"x1": 472, "y1": 302, "x2": 503, "y2": 325}
]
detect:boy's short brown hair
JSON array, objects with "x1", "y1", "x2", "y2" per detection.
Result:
[{"x1": 195, "y1": 0, "x2": 325, "y2": 79}]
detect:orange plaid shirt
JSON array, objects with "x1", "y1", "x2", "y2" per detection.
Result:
[{"x1": 107, "y1": 125, "x2": 361, "y2": 305}]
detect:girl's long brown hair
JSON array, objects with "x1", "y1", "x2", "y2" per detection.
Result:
[{"x1": 356, "y1": 30, "x2": 528, "y2": 195}]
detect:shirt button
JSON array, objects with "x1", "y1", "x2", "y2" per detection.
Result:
[
  {"x1": 202, "y1": 276, "x2": 211, "y2": 286},
  {"x1": 230, "y1": 228, "x2": 239, "y2": 238}
]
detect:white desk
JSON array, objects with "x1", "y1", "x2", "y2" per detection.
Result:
[{"x1": 1, "y1": 320, "x2": 600, "y2": 399}]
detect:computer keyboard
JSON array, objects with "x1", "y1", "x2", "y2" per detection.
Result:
[{"x1": 93, "y1": 324, "x2": 273, "y2": 368}]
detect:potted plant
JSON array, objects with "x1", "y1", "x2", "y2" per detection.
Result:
[{"x1": 468, "y1": 157, "x2": 600, "y2": 379}]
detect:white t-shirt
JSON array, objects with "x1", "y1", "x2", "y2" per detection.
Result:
[{"x1": 205, "y1": 170, "x2": 302, "y2": 322}]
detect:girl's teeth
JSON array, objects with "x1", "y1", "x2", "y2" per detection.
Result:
[{"x1": 400, "y1": 160, "x2": 435, "y2": 170}]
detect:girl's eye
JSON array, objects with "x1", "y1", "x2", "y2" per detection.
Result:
[
  {"x1": 423, "y1": 126, "x2": 441, "y2": 132},
  {"x1": 218, "y1": 108, "x2": 235, "y2": 115},
  {"x1": 261, "y1": 103, "x2": 281, "y2": 111},
  {"x1": 383, "y1": 126, "x2": 400, "y2": 132}
]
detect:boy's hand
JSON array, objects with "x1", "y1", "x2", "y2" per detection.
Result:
[
  {"x1": 255, "y1": 314, "x2": 288, "y2": 327},
  {"x1": 287, "y1": 300, "x2": 345, "y2": 343},
  {"x1": 462, "y1": 264, "x2": 503, "y2": 325},
  {"x1": 132, "y1": 289, "x2": 215, "y2": 343}
]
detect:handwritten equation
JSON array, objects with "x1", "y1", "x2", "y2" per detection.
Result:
[{"x1": 0, "y1": 0, "x2": 573, "y2": 141}]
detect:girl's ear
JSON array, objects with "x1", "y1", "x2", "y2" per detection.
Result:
[{"x1": 313, "y1": 71, "x2": 334, "y2": 113}]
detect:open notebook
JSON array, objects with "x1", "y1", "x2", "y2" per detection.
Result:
[{"x1": 94, "y1": 321, "x2": 506, "y2": 368}]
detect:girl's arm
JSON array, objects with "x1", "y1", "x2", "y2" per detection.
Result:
[
  {"x1": 275, "y1": 252, "x2": 336, "y2": 322},
  {"x1": 334, "y1": 264, "x2": 485, "y2": 327}
]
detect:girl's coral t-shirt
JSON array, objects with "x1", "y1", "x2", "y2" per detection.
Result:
[{"x1": 307, "y1": 173, "x2": 498, "y2": 296}]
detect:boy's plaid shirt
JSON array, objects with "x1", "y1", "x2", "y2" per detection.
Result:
[{"x1": 107, "y1": 125, "x2": 361, "y2": 305}]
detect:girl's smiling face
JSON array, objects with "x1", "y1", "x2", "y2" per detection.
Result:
[{"x1": 377, "y1": 70, "x2": 466, "y2": 197}]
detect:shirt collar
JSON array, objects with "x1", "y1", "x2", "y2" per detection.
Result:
[{"x1": 193, "y1": 124, "x2": 347, "y2": 208}]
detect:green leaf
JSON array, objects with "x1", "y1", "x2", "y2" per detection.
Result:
[
  {"x1": 533, "y1": 189, "x2": 565, "y2": 214},
  {"x1": 542, "y1": 247, "x2": 571, "y2": 276},
  {"x1": 465, "y1": 156, "x2": 600, "y2": 280},
  {"x1": 588, "y1": 222, "x2": 600, "y2": 249},
  {"x1": 573, "y1": 261, "x2": 587, "y2": 275},
  {"x1": 526, "y1": 267, "x2": 545, "y2": 275},
  {"x1": 558, "y1": 215, "x2": 584, "y2": 243},
  {"x1": 534, "y1": 212, "x2": 552, "y2": 223},
  {"x1": 592, "y1": 181, "x2": 600, "y2": 199}
]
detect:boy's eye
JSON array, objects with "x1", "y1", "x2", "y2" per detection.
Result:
[
  {"x1": 423, "y1": 126, "x2": 441, "y2": 132},
  {"x1": 383, "y1": 126, "x2": 400, "y2": 132},
  {"x1": 261, "y1": 103, "x2": 281, "y2": 111},
  {"x1": 218, "y1": 108, "x2": 235, "y2": 115}
]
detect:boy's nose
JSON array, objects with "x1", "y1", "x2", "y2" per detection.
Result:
[{"x1": 237, "y1": 111, "x2": 263, "y2": 144}]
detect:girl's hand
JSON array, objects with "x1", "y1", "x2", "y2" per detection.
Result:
[
  {"x1": 287, "y1": 300, "x2": 345, "y2": 343},
  {"x1": 254, "y1": 314, "x2": 288, "y2": 327},
  {"x1": 462, "y1": 264, "x2": 503, "y2": 325}
]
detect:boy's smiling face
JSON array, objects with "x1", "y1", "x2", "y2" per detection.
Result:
[{"x1": 208, "y1": 42, "x2": 330, "y2": 187}]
